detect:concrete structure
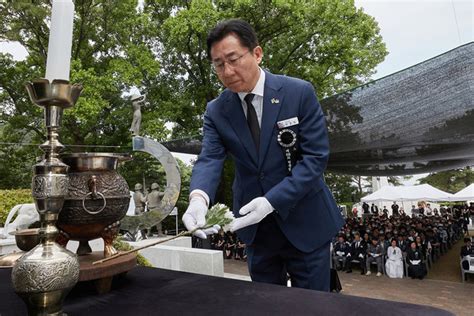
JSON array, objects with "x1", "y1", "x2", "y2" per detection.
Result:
[
  {"x1": 127, "y1": 236, "x2": 224, "y2": 277},
  {"x1": 138, "y1": 245, "x2": 224, "y2": 277},
  {"x1": 0, "y1": 236, "x2": 19, "y2": 255}
]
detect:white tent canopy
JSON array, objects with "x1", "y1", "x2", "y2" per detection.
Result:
[
  {"x1": 361, "y1": 184, "x2": 453, "y2": 203},
  {"x1": 450, "y1": 183, "x2": 474, "y2": 201}
]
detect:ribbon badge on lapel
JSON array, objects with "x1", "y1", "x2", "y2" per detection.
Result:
[
  {"x1": 277, "y1": 117, "x2": 299, "y2": 172},
  {"x1": 277, "y1": 128, "x2": 297, "y2": 172},
  {"x1": 271, "y1": 98, "x2": 280, "y2": 104}
]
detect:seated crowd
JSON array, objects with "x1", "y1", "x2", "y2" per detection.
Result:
[
  {"x1": 203, "y1": 202, "x2": 471, "y2": 281},
  {"x1": 332, "y1": 203, "x2": 468, "y2": 280},
  {"x1": 210, "y1": 230, "x2": 247, "y2": 261}
]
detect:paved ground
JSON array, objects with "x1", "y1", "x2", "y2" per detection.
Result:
[
  {"x1": 223, "y1": 234, "x2": 474, "y2": 316},
  {"x1": 425, "y1": 232, "x2": 468, "y2": 282}
]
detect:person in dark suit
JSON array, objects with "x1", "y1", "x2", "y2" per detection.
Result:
[
  {"x1": 378, "y1": 234, "x2": 389, "y2": 255},
  {"x1": 235, "y1": 238, "x2": 246, "y2": 261},
  {"x1": 391, "y1": 202, "x2": 399, "y2": 217},
  {"x1": 346, "y1": 233, "x2": 367, "y2": 274},
  {"x1": 362, "y1": 202, "x2": 370, "y2": 214},
  {"x1": 370, "y1": 203, "x2": 379, "y2": 215},
  {"x1": 333, "y1": 235, "x2": 351, "y2": 271},
  {"x1": 460, "y1": 237, "x2": 474, "y2": 270},
  {"x1": 406, "y1": 241, "x2": 427, "y2": 279},
  {"x1": 182, "y1": 19, "x2": 344, "y2": 292},
  {"x1": 365, "y1": 237, "x2": 384, "y2": 276}
]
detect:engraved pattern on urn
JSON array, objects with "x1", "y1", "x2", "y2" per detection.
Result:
[
  {"x1": 32, "y1": 175, "x2": 69, "y2": 198},
  {"x1": 66, "y1": 172, "x2": 129, "y2": 199},
  {"x1": 12, "y1": 256, "x2": 79, "y2": 293}
]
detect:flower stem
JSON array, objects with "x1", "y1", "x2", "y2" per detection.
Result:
[{"x1": 92, "y1": 228, "x2": 200, "y2": 265}]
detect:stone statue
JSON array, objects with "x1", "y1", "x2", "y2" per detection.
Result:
[
  {"x1": 0, "y1": 204, "x2": 38, "y2": 239},
  {"x1": 147, "y1": 182, "x2": 166, "y2": 236},
  {"x1": 133, "y1": 183, "x2": 147, "y2": 215},
  {"x1": 120, "y1": 137, "x2": 181, "y2": 241},
  {"x1": 130, "y1": 93, "x2": 146, "y2": 136}
]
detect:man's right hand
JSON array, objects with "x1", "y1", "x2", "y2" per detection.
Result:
[{"x1": 182, "y1": 195, "x2": 218, "y2": 239}]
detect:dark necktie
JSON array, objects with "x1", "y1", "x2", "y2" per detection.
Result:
[{"x1": 245, "y1": 93, "x2": 260, "y2": 150}]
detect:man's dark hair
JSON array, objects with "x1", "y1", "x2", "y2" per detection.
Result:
[{"x1": 206, "y1": 19, "x2": 259, "y2": 59}]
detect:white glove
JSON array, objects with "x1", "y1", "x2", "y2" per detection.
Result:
[
  {"x1": 229, "y1": 197, "x2": 274, "y2": 232},
  {"x1": 182, "y1": 195, "x2": 219, "y2": 239}
]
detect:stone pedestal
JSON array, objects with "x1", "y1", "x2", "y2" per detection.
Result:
[
  {"x1": 138, "y1": 245, "x2": 224, "y2": 277},
  {"x1": 124, "y1": 236, "x2": 224, "y2": 277}
]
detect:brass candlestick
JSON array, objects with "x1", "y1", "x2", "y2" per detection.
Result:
[{"x1": 11, "y1": 79, "x2": 82, "y2": 316}]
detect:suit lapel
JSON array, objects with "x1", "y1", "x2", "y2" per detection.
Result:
[
  {"x1": 258, "y1": 71, "x2": 283, "y2": 169},
  {"x1": 223, "y1": 92, "x2": 258, "y2": 166}
]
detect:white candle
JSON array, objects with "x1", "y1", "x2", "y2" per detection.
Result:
[{"x1": 45, "y1": 0, "x2": 75, "y2": 81}]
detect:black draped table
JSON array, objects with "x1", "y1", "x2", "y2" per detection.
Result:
[{"x1": 0, "y1": 266, "x2": 452, "y2": 316}]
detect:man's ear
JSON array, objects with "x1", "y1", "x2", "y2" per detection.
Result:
[{"x1": 254, "y1": 46, "x2": 263, "y2": 64}]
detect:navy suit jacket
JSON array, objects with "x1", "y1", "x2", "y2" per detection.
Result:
[{"x1": 190, "y1": 70, "x2": 344, "y2": 252}]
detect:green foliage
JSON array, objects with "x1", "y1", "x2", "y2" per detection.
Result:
[
  {"x1": 0, "y1": 189, "x2": 33, "y2": 226},
  {"x1": 119, "y1": 152, "x2": 167, "y2": 191},
  {"x1": 146, "y1": 0, "x2": 387, "y2": 138},
  {"x1": 325, "y1": 172, "x2": 360, "y2": 203},
  {"x1": 0, "y1": 0, "x2": 161, "y2": 187},
  {"x1": 418, "y1": 167, "x2": 473, "y2": 193},
  {"x1": 0, "y1": 0, "x2": 387, "y2": 209},
  {"x1": 205, "y1": 203, "x2": 233, "y2": 229},
  {"x1": 113, "y1": 237, "x2": 153, "y2": 267},
  {"x1": 0, "y1": 124, "x2": 41, "y2": 188},
  {"x1": 213, "y1": 158, "x2": 235, "y2": 208},
  {"x1": 387, "y1": 176, "x2": 412, "y2": 186},
  {"x1": 119, "y1": 154, "x2": 192, "y2": 231}
]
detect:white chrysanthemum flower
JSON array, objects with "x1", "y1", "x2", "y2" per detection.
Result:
[
  {"x1": 222, "y1": 208, "x2": 236, "y2": 232},
  {"x1": 205, "y1": 203, "x2": 234, "y2": 232}
]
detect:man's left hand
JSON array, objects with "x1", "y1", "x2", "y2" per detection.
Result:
[{"x1": 229, "y1": 197, "x2": 274, "y2": 232}]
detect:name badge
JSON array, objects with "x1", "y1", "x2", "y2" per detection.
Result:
[{"x1": 277, "y1": 117, "x2": 299, "y2": 129}]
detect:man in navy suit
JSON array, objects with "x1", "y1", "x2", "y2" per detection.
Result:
[{"x1": 182, "y1": 19, "x2": 344, "y2": 291}]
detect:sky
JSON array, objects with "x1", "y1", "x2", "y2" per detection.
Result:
[
  {"x1": 354, "y1": 0, "x2": 472, "y2": 185},
  {"x1": 1, "y1": 0, "x2": 472, "y2": 184},
  {"x1": 355, "y1": 0, "x2": 472, "y2": 80}
]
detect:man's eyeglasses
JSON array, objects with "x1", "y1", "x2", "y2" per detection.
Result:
[{"x1": 211, "y1": 51, "x2": 251, "y2": 72}]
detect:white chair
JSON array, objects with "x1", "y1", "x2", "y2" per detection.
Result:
[{"x1": 460, "y1": 256, "x2": 474, "y2": 283}]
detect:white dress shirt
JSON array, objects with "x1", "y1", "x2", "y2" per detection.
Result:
[{"x1": 237, "y1": 68, "x2": 265, "y2": 127}]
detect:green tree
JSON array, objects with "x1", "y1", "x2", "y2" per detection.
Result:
[
  {"x1": 418, "y1": 167, "x2": 473, "y2": 193},
  {"x1": 324, "y1": 172, "x2": 360, "y2": 203},
  {"x1": 0, "y1": 0, "x2": 161, "y2": 187},
  {"x1": 0, "y1": 0, "x2": 387, "y2": 200},
  {"x1": 145, "y1": 0, "x2": 387, "y2": 137},
  {"x1": 144, "y1": 0, "x2": 387, "y2": 203}
]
